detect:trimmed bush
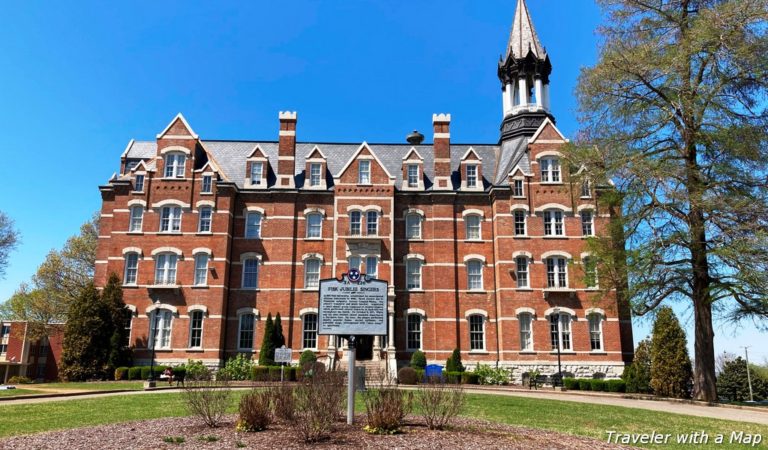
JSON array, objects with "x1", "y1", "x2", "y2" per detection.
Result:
[
  {"x1": 410, "y1": 351, "x2": 427, "y2": 370},
  {"x1": 220, "y1": 354, "x2": 254, "y2": 381},
  {"x1": 141, "y1": 366, "x2": 166, "y2": 381},
  {"x1": 590, "y1": 379, "x2": 607, "y2": 392},
  {"x1": 185, "y1": 359, "x2": 210, "y2": 381},
  {"x1": 252, "y1": 366, "x2": 270, "y2": 382},
  {"x1": 128, "y1": 366, "x2": 142, "y2": 380},
  {"x1": 268, "y1": 366, "x2": 283, "y2": 381},
  {"x1": 7, "y1": 376, "x2": 32, "y2": 384},
  {"x1": 299, "y1": 350, "x2": 317, "y2": 368},
  {"x1": 114, "y1": 367, "x2": 129, "y2": 381},
  {"x1": 606, "y1": 379, "x2": 626, "y2": 393},
  {"x1": 444, "y1": 371, "x2": 463, "y2": 384},
  {"x1": 563, "y1": 377, "x2": 579, "y2": 390},
  {"x1": 461, "y1": 372, "x2": 479, "y2": 385},
  {"x1": 415, "y1": 369, "x2": 425, "y2": 383},
  {"x1": 398, "y1": 367, "x2": 418, "y2": 385},
  {"x1": 445, "y1": 349, "x2": 464, "y2": 373},
  {"x1": 578, "y1": 379, "x2": 592, "y2": 391}
]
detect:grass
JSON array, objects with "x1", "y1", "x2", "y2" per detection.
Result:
[
  {"x1": 0, "y1": 388, "x2": 46, "y2": 397},
  {"x1": 0, "y1": 390, "x2": 765, "y2": 449},
  {"x1": 31, "y1": 381, "x2": 146, "y2": 391}
]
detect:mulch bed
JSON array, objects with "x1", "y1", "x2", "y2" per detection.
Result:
[{"x1": 0, "y1": 415, "x2": 630, "y2": 449}]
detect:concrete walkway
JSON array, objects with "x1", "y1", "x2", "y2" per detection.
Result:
[{"x1": 3, "y1": 385, "x2": 768, "y2": 426}]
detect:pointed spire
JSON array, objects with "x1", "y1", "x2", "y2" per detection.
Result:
[{"x1": 505, "y1": 0, "x2": 546, "y2": 61}]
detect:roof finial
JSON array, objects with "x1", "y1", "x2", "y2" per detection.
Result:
[{"x1": 505, "y1": 0, "x2": 546, "y2": 61}]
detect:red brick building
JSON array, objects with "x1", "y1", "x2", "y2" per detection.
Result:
[
  {"x1": 95, "y1": 0, "x2": 633, "y2": 380},
  {"x1": 0, "y1": 321, "x2": 63, "y2": 383}
]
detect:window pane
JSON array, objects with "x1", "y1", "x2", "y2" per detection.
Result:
[
  {"x1": 309, "y1": 163, "x2": 322, "y2": 186},
  {"x1": 305, "y1": 259, "x2": 320, "y2": 288},
  {"x1": 516, "y1": 257, "x2": 528, "y2": 288},
  {"x1": 466, "y1": 215, "x2": 481, "y2": 239},
  {"x1": 519, "y1": 314, "x2": 532, "y2": 351},
  {"x1": 194, "y1": 254, "x2": 208, "y2": 285},
  {"x1": 560, "y1": 315, "x2": 571, "y2": 350},
  {"x1": 589, "y1": 314, "x2": 602, "y2": 351},
  {"x1": 348, "y1": 256, "x2": 360, "y2": 272},
  {"x1": 359, "y1": 160, "x2": 370, "y2": 184},
  {"x1": 129, "y1": 206, "x2": 143, "y2": 232},
  {"x1": 407, "y1": 314, "x2": 421, "y2": 350},
  {"x1": 250, "y1": 162, "x2": 263, "y2": 185},
  {"x1": 514, "y1": 210, "x2": 525, "y2": 236},
  {"x1": 243, "y1": 258, "x2": 259, "y2": 288},
  {"x1": 549, "y1": 315, "x2": 559, "y2": 350},
  {"x1": 366, "y1": 256, "x2": 377, "y2": 278},
  {"x1": 466, "y1": 165, "x2": 477, "y2": 187},
  {"x1": 124, "y1": 253, "x2": 138, "y2": 285},
  {"x1": 349, "y1": 211, "x2": 361, "y2": 235},
  {"x1": 469, "y1": 315, "x2": 484, "y2": 350},
  {"x1": 202, "y1": 175, "x2": 212, "y2": 193},
  {"x1": 307, "y1": 213, "x2": 322, "y2": 238},
  {"x1": 513, "y1": 179, "x2": 523, "y2": 197},
  {"x1": 407, "y1": 164, "x2": 419, "y2": 187},
  {"x1": 246, "y1": 213, "x2": 262, "y2": 238},
  {"x1": 468, "y1": 261, "x2": 483, "y2": 290},
  {"x1": 189, "y1": 311, "x2": 203, "y2": 348},
  {"x1": 134, "y1": 174, "x2": 144, "y2": 192},
  {"x1": 239, "y1": 314, "x2": 255, "y2": 349},
  {"x1": 366, "y1": 211, "x2": 378, "y2": 235},
  {"x1": 198, "y1": 207, "x2": 212, "y2": 232},
  {"x1": 407, "y1": 259, "x2": 421, "y2": 289},
  {"x1": 581, "y1": 211, "x2": 593, "y2": 236},
  {"x1": 303, "y1": 313, "x2": 318, "y2": 349},
  {"x1": 406, "y1": 214, "x2": 421, "y2": 239}
]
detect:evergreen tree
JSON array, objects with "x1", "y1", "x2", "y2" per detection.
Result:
[
  {"x1": 650, "y1": 307, "x2": 692, "y2": 398},
  {"x1": 272, "y1": 312, "x2": 285, "y2": 350},
  {"x1": 60, "y1": 282, "x2": 113, "y2": 381},
  {"x1": 717, "y1": 357, "x2": 768, "y2": 402},
  {"x1": 445, "y1": 348, "x2": 464, "y2": 373},
  {"x1": 258, "y1": 313, "x2": 275, "y2": 366},
  {"x1": 102, "y1": 273, "x2": 132, "y2": 371},
  {"x1": 623, "y1": 338, "x2": 652, "y2": 394},
  {"x1": 410, "y1": 350, "x2": 427, "y2": 370}
]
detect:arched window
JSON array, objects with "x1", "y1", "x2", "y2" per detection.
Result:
[
  {"x1": 189, "y1": 310, "x2": 204, "y2": 349},
  {"x1": 405, "y1": 213, "x2": 422, "y2": 240},
  {"x1": 519, "y1": 313, "x2": 533, "y2": 351},
  {"x1": 304, "y1": 258, "x2": 321, "y2": 288},
  {"x1": 543, "y1": 209, "x2": 564, "y2": 236},
  {"x1": 549, "y1": 314, "x2": 572, "y2": 351},
  {"x1": 406, "y1": 258, "x2": 422, "y2": 290},
  {"x1": 467, "y1": 260, "x2": 483, "y2": 290},
  {"x1": 198, "y1": 206, "x2": 212, "y2": 233},
  {"x1": 366, "y1": 211, "x2": 378, "y2": 236},
  {"x1": 540, "y1": 157, "x2": 560, "y2": 183},
  {"x1": 129, "y1": 206, "x2": 144, "y2": 232},
  {"x1": 242, "y1": 257, "x2": 259, "y2": 289},
  {"x1": 194, "y1": 254, "x2": 208, "y2": 286},
  {"x1": 588, "y1": 313, "x2": 603, "y2": 351},
  {"x1": 160, "y1": 206, "x2": 182, "y2": 233},
  {"x1": 124, "y1": 252, "x2": 139, "y2": 286},
  {"x1": 513, "y1": 210, "x2": 526, "y2": 236},
  {"x1": 465, "y1": 214, "x2": 481, "y2": 240},
  {"x1": 545, "y1": 257, "x2": 568, "y2": 288},
  {"x1": 245, "y1": 212, "x2": 262, "y2": 238},
  {"x1": 306, "y1": 213, "x2": 322, "y2": 238},
  {"x1": 302, "y1": 313, "x2": 318, "y2": 350},
  {"x1": 150, "y1": 309, "x2": 173, "y2": 349},
  {"x1": 238, "y1": 313, "x2": 255, "y2": 350},
  {"x1": 164, "y1": 153, "x2": 186, "y2": 178},
  {"x1": 515, "y1": 256, "x2": 529, "y2": 288},
  {"x1": 407, "y1": 314, "x2": 422, "y2": 350},
  {"x1": 581, "y1": 210, "x2": 594, "y2": 236},
  {"x1": 154, "y1": 253, "x2": 178, "y2": 285},
  {"x1": 349, "y1": 211, "x2": 362, "y2": 236},
  {"x1": 468, "y1": 315, "x2": 485, "y2": 351}
]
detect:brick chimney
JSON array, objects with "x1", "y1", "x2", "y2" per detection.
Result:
[
  {"x1": 277, "y1": 111, "x2": 297, "y2": 188},
  {"x1": 432, "y1": 113, "x2": 452, "y2": 190}
]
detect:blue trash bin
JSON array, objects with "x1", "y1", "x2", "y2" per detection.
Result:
[{"x1": 425, "y1": 364, "x2": 443, "y2": 382}]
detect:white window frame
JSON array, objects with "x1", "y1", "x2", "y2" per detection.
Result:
[
  {"x1": 512, "y1": 178, "x2": 524, "y2": 197},
  {"x1": 348, "y1": 256, "x2": 361, "y2": 272},
  {"x1": 550, "y1": 314, "x2": 572, "y2": 351},
  {"x1": 581, "y1": 178, "x2": 592, "y2": 198},
  {"x1": 245, "y1": 212, "x2": 262, "y2": 239},
  {"x1": 134, "y1": 174, "x2": 145, "y2": 192},
  {"x1": 198, "y1": 206, "x2": 212, "y2": 233},
  {"x1": 193, "y1": 254, "x2": 208, "y2": 286},
  {"x1": 519, "y1": 313, "x2": 533, "y2": 351},
  {"x1": 237, "y1": 313, "x2": 255, "y2": 351},
  {"x1": 588, "y1": 313, "x2": 603, "y2": 351},
  {"x1": 515, "y1": 256, "x2": 529, "y2": 288},
  {"x1": 242, "y1": 257, "x2": 259, "y2": 289},
  {"x1": 406, "y1": 314, "x2": 422, "y2": 351},
  {"x1": 407, "y1": 164, "x2": 419, "y2": 187},
  {"x1": 188, "y1": 310, "x2": 204, "y2": 349},
  {"x1": 467, "y1": 260, "x2": 483, "y2": 290},
  {"x1": 540, "y1": 157, "x2": 561, "y2": 183},
  {"x1": 406, "y1": 259, "x2": 422, "y2": 290},
  {"x1": 365, "y1": 256, "x2": 378, "y2": 278},
  {"x1": 465, "y1": 214, "x2": 481, "y2": 240},
  {"x1": 304, "y1": 258, "x2": 321, "y2": 288},
  {"x1": 546, "y1": 257, "x2": 568, "y2": 288},
  {"x1": 466, "y1": 164, "x2": 478, "y2": 188},
  {"x1": 124, "y1": 253, "x2": 139, "y2": 285},
  {"x1": 160, "y1": 206, "x2": 182, "y2": 233},
  {"x1": 129, "y1": 206, "x2": 144, "y2": 232},
  {"x1": 306, "y1": 213, "x2": 322, "y2": 238},
  {"x1": 164, "y1": 153, "x2": 186, "y2": 178},
  {"x1": 154, "y1": 253, "x2": 178, "y2": 285},
  {"x1": 149, "y1": 309, "x2": 173, "y2": 350},
  {"x1": 406, "y1": 213, "x2": 422, "y2": 240},
  {"x1": 468, "y1": 314, "x2": 485, "y2": 351},
  {"x1": 581, "y1": 210, "x2": 594, "y2": 236},
  {"x1": 543, "y1": 210, "x2": 564, "y2": 236},
  {"x1": 309, "y1": 163, "x2": 322, "y2": 187},
  {"x1": 201, "y1": 175, "x2": 213, "y2": 193},
  {"x1": 358, "y1": 160, "x2": 371, "y2": 184},
  {"x1": 513, "y1": 210, "x2": 526, "y2": 236},
  {"x1": 302, "y1": 313, "x2": 318, "y2": 350},
  {"x1": 349, "y1": 211, "x2": 362, "y2": 236},
  {"x1": 366, "y1": 210, "x2": 378, "y2": 236},
  {"x1": 250, "y1": 161, "x2": 264, "y2": 186}
]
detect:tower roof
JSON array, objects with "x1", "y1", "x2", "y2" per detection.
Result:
[{"x1": 505, "y1": 0, "x2": 546, "y2": 61}]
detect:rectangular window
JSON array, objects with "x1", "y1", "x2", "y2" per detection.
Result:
[
  {"x1": 124, "y1": 253, "x2": 139, "y2": 285},
  {"x1": 245, "y1": 212, "x2": 262, "y2": 238},
  {"x1": 160, "y1": 206, "x2": 182, "y2": 233},
  {"x1": 366, "y1": 211, "x2": 378, "y2": 235},
  {"x1": 348, "y1": 256, "x2": 361, "y2": 272},
  {"x1": 546, "y1": 257, "x2": 568, "y2": 288},
  {"x1": 302, "y1": 314, "x2": 318, "y2": 349},
  {"x1": 366, "y1": 256, "x2": 377, "y2": 278},
  {"x1": 242, "y1": 258, "x2": 259, "y2": 289},
  {"x1": 581, "y1": 211, "x2": 594, "y2": 236},
  {"x1": 467, "y1": 261, "x2": 483, "y2": 290},
  {"x1": 134, "y1": 174, "x2": 145, "y2": 192},
  {"x1": 304, "y1": 259, "x2": 320, "y2": 288},
  {"x1": 194, "y1": 254, "x2": 208, "y2": 286},
  {"x1": 589, "y1": 314, "x2": 602, "y2": 351},
  {"x1": 469, "y1": 315, "x2": 485, "y2": 350},
  {"x1": 515, "y1": 257, "x2": 529, "y2": 288},
  {"x1": 543, "y1": 210, "x2": 563, "y2": 236},
  {"x1": 466, "y1": 164, "x2": 478, "y2": 188},
  {"x1": 407, "y1": 315, "x2": 421, "y2": 350},
  {"x1": 519, "y1": 314, "x2": 532, "y2": 351},
  {"x1": 584, "y1": 257, "x2": 598, "y2": 288},
  {"x1": 309, "y1": 163, "x2": 322, "y2": 186},
  {"x1": 550, "y1": 314, "x2": 572, "y2": 352},
  {"x1": 198, "y1": 207, "x2": 212, "y2": 233},
  {"x1": 123, "y1": 312, "x2": 132, "y2": 348},
  {"x1": 514, "y1": 210, "x2": 526, "y2": 236},
  {"x1": 306, "y1": 213, "x2": 322, "y2": 238},
  {"x1": 581, "y1": 179, "x2": 591, "y2": 198},
  {"x1": 201, "y1": 175, "x2": 212, "y2": 193},
  {"x1": 466, "y1": 215, "x2": 481, "y2": 240},
  {"x1": 1, "y1": 325, "x2": 10, "y2": 338},
  {"x1": 129, "y1": 206, "x2": 144, "y2": 232},
  {"x1": 349, "y1": 211, "x2": 361, "y2": 236},
  {"x1": 0, "y1": 344, "x2": 7, "y2": 355},
  {"x1": 512, "y1": 179, "x2": 524, "y2": 197},
  {"x1": 164, "y1": 154, "x2": 186, "y2": 178},
  {"x1": 407, "y1": 164, "x2": 419, "y2": 187},
  {"x1": 358, "y1": 160, "x2": 371, "y2": 184},
  {"x1": 154, "y1": 254, "x2": 178, "y2": 285},
  {"x1": 540, "y1": 157, "x2": 561, "y2": 183},
  {"x1": 406, "y1": 259, "x2": 421, "y2": 290},
  {"x1": 250, "y1": 162, "x2": 263, "y2": 185},
  {"x1": 238, "y1": 314, "x2": 255, "y2": 350},
  {"x1": 406, "y1": 214, "x2": 421, "y2": 239},
  {"x1": 189, "y1": 310, "x2": 203, "y2": 348},
  {"x1": 150, "y1": 310, "x2": 172, "y2": 349}
]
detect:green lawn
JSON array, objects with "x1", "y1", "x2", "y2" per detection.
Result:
[
  {"x1": 31, "y1": 381, "x2": 146, "y2": 391},
  {"x1": 0, "y1": 391, "x2": 765, "y2": 449},
  {"x1": 0, "y1": 388, "x2": 45, "y2": 397}
]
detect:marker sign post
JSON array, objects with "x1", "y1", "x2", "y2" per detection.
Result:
[
  {"x1": 319, "y1": 270, "x2": 387, "y2": 425},
  {"x1": 274, "y1": 346, "x2": 292, "y2": 382}
]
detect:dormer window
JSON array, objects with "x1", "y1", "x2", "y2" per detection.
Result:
[
  {"x1": 540, "y1": 157, "x2": 561, "y2": 183},
  {"x1": 581, "y1": 178, "x2": 591, "y2": 197},
  {"x1": 466, "y1": 165, "x2": 478, "y2": 188},
  {"x1": 407, "y1": 164, "x2": 419, "y2": 187},
  {"x1": 134, "y1": 174, "x2": 145, "y2": 192},
  {"x1": 512, "y1": 179, "x2": 524, "y2": 197},
  {"x1": 201, "y1": 175, "x2": 213, "y2": 193},
  {"x1": 359, "y1": 160, "x2": 371, "y2": 184},
  {"x1": 309, "y1": 163, "x2": 322, "y2": 187},
  {"x1": 164, "y1": 153, "x2": 186, "y2": 178},
  {"x1": 250, "y1": 162, "x2": 264, "y2": 186}
]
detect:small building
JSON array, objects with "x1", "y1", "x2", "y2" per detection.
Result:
[{"x1": 0, "y1": 321, "x2": 63, "y2": 383}]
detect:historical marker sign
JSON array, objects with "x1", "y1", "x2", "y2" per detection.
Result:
[
  {"x1": 318, "y1": 274, "x2": 388, "y2": 336},
  {"x1": 274, "y1": 347, "x2": 292, "y2": 363}
]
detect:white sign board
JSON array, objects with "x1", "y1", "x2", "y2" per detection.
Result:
[
  {"x1": 274, "y1": 347, "x2": 292, "y2": 363},
  {"x1": 318, "y1": 274, "x2": 388, "y2": 336}
]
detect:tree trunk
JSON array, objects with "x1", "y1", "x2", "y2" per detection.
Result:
[{"x1": 692, "y1": 292, "x2": 717, "y2": 401}]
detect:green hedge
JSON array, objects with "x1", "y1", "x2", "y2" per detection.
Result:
[
  {"x1": 251, "y1": 365, "x2": 296, "y2": 381},
  {"x1": 606, "y1": 379, "x2": 626, "y2": 392},
  {"x1": 462, "y1": 372, "x2": 480, "y2": 385},
  {"x1": 590, "y1": 379, "x2": 607, "y2": 392},
  {"x1": 415, "y1": 369, "x2": 425, "y2": 382},
  {"x1": 563, "y1": 377, "x2": 579, "y2": 390},
  {"x1": 564, "y1": 378, "x2": 626, "y2": 392},
  {"x1": 578, "y1": 379, "x2": 592, "y2": 391},
  {"x1": 114, "y1": 367, "x2": 129, "y2": 381},
  {"x1": 127, "y1": 367, "x2": 142, "y2": 380}
]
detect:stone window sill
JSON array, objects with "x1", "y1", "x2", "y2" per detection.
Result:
[
  {"x1": 191, "y1": 285, "x2": 209, "y2": 289},
  {"x1": 469, "y1": 350, "x2": 489, "y2": 355},
  {"x1": 127, "y1": 232, "x2": 144, "y2": 236}
]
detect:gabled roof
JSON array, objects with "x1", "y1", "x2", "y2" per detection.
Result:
[
  {"x1": 247, "y1": 144, "x2": 269, "y2": 159},
  {"x1": 402, "y1": 147, "x2": 424, "y2": 161},
  {"x1": 156, "y1": 113, "x2": 199, "y2": 140},
  {"x1": 529, "y1": 117, "x2": 568, "y2": 143},
  {"x1": 506, "y1": 0, "x2": 547, "y2": 61},
  {"x1": 334, "y1": 142, "x2": 395, "y2": 181},
  {"x1": 305, "y1": 145, "x2": 327, "y2": 160}
]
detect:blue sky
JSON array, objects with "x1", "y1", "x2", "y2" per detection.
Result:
[{"x1": 0, "y1": 0, "x2": 763, "y2": 362}]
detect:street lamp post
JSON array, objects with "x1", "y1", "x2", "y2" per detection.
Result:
[
  {"x1": 146, "y1": 298, "x2": 160, "y2": 388},
  {"x1": 553, "y1": 307, "x2": 562, "y2": 387}
]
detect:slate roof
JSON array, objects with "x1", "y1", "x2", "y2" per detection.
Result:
[
  {"x1": 506, "y1": 0, "x2": 547, "y2": 61},
  {"x1": 122, "y1": 139, "x2": 530, "y2": 191}
]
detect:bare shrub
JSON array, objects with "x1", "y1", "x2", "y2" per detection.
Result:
[
  {"x1": 271, "y1": 384, "x2": 296, "y2": 422},
  {"x1": 181, "y1": 377, "x2": 232, "y2": 428},
  {"x1": 236, "y1": 389, "x2": 272, "y2": 432},
  {"x1": 363, "y1": 387, "x2": 413, "y2": 434},
  {"x1": 416, "y1": 377, "x2": 465, "y2": 430},
  {"x1": 289, "y1": 369, "x2": 346, "y2": 442}
]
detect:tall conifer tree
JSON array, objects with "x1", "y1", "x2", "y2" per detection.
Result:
[
  {"x1": 60, "y1": 282, "x2": 113, "y2": 380},
  {"x1": 650, "y1": 307, "x2": 692, "y2": 398},
  {"x1": 258, "y1": 313, "x2": 275, "y2": 366}
]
